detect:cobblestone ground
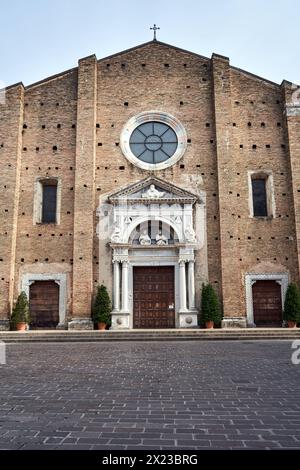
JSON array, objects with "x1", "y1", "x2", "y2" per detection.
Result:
[{"x1": 0, "y1": 340, "x2": 300, "y2": 450}]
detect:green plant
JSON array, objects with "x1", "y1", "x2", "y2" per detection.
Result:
[
  {"x1": 283, "y1": 283, "x2": 300, "y2": 323},
  {"x1": 92, "y1": 284, "x2": 111, "y2": 325},
  {"x1": 201, "y1": 283, "x2": 222, "y2": 324},
  {"x1": 10, "y1": 291, "x2": 31, "y2": 327}
]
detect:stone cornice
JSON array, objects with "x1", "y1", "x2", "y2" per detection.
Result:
[{"x1": 108, "y1": 176, "x2": 198, "y2": 205}]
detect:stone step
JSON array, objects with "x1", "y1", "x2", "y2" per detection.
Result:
[{"x1": 0, "y1": 329, "x2": 300, "y2": 343}]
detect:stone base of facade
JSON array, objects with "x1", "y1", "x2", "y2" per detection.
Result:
[
  {"x1": 178, "y1": 310, "x2": 198, "y2": 328},
  {"x1": 67, "y1": 318, "x2": 94, "y2": 330},
  {"x1": 110, "y1": 311, "x2": 130, "y2": 330},
  {"x1": 221, "y1": 317, "x2": 247, "y2": 328},
  {"x1": 56, "y1": 323, "x2": 68, "y2": 330},
  {"x1": 0, "y1": 320, "x2": 10, "y2": 331}
]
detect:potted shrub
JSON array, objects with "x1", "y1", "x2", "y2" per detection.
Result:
[
  {"x1": 283, "y1": 283, "x2": 300, "y2": 328},
  {"x1": 201, "y1": 283, "x2": 222, "y2": 329},
  {"x1": 10, "y1": 291, "x2": 31, "y2": 331},
  {"x1": 92, "y1": 284, "x2": 111, "y2": 330}
]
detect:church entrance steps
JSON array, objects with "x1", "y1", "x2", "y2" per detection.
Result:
[{"x1": 0, "y1": 328, "x2": 300, "y2": 343}]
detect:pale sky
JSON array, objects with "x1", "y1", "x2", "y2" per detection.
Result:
[{"x1": 0, "y1": 0, "x2": 299, "y2": 87}]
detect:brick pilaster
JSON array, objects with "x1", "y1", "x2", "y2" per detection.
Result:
[
  {"x1": 212, "y1": 54, "x2": 243, "y2": 317},
  {"x1": 0, "y1": 83, "x2": 24, "y2": 324},
  {"x1": 72, "y1": 55, "x2": 97, "y2": 318},
  {"x1": 281, "y1": 80, "x2": 300, "y2": 280}
]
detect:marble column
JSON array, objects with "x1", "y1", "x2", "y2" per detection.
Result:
[
  {"x1": 112, "y1": 261, "x2": 120, "y2": 311},
  {"x1": 179, "y1": 260, "x2": 187, "y2": 312},
  {"x1": 121, "y1": 260, "x2": 129, "y2": 312},
  {"x1": 188, "y1": 260, "x2": 196, "y2": 310}
]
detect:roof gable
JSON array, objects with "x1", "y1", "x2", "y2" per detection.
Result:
[{"x1": 98, "y1": 40, "x2": 210, "y2": 63}]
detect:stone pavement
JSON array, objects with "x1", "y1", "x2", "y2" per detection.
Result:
[{"x1": 0, "y1": 340, "x2": 299, "y2": 450}]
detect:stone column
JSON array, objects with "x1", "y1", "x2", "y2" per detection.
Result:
[
  {"x1": 121, "y1": 261, "x2": 129, "y2": 312},
  {"x1": 179, "y1": 260, "x2": 187, "y2": 312},
  {"x1": 188, "y1": 260, "x2": 196, "y2": 310},
  {"x1": 179, "y1": 257, "x2": 198, "y2": 328},
  {"x1": 113, "y1": 261, "x2": 120, "y2": 311}
]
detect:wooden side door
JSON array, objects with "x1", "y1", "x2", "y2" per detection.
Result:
[
  {"x1": 252, "y1": 280, "x2": 282, "y2": 326},
  {"x1": 29, "y1": 281, "x2": 59, "y2": 328}
]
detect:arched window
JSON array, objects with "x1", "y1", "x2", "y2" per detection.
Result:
[{"x1": 129, "y1": 220, "x2": 179, "y2": 245}]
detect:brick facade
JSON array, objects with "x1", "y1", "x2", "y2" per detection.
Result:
[{"x1": 0, "y1": 40, "x2": 299, "y2": 329}]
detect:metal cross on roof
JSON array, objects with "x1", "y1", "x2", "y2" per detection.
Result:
[{"x1": 150, "y1": 24, "x2": 160, "y2": 41}]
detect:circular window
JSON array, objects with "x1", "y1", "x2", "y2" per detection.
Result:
[
  {"x1": 120, "y1": 111, "x2": 187, "y2": 170},
  {"x1": 130, "y1": 122, "x2": 178, "y2": 164}
]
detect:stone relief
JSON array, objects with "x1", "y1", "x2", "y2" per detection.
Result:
[
  {"x1": 173, "y1": 215, "x2": 182, "y2": 224},
  {"x1": 184, "y1": 225, "x2": 196, "y2": 243},
  {"x1": 142, "y1": 184, "x2": 165, "y2": 199},
  {"x1": 124, "y1": 216, "x2": 133, "y2": 224},
  {"x1": 111, "y1": 225, "x2": 121, "y2": 243}
]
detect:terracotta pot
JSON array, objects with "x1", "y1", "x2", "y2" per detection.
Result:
[
  {"x1": 205, "y1": 321, "x2": 214, "y2": 329},
  {"x1": 287, "y1": 320, "x2": 297, "y2": 328},
  {"x1": 16, "y1": 322, "x2": 27, "y2": 331},
  {"x1": 97, "y1": 322, "x2": 107, "y2": 331}
]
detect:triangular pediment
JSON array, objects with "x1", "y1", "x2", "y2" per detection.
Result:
[{"x1": 108, "y1": 177, "x2": 198, "y2": 204}]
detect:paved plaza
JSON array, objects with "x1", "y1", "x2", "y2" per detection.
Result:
[{"x1": 0, "y1": 340, "x2": 300, "y2": 450}]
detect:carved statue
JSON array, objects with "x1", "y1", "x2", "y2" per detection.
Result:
[
  {"x1": 139, "y1": 230, "x2": 151, "y2": 245},
  {"x1": 156, "y1": 230, "x2": 168, "y2": 246},
  {"x1": 142, "y1": 184, "x2": 165, "y2": 199},
  {"x1": 111, "y1": 225, "x2": 121, "y2": 243},
  {"x1": 185, "y1": 225, "x2": 196, "y2": 243}
]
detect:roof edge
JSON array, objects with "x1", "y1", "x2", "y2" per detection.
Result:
[
  {"x1": 25, "y1": 66, "x2": 77, "y2": 90},
  {"x1": 2, "y1": 81, "x2": 24, "y2": 92},
  {"x1": 212, "y1": 52, "x2": 229, "y2": 62},
  {"x1": 231, "y1": 65, "x2": 280, "y2": 88},
  {"x1": 78, "y1": 54, "x2": 97, "y2": 63},
  {"x1": 281, "y1": 79, "x2": 300, "y2": 89},
  {"x1": 98, "y1": 40, "x2": 210, "y2": 63},
  {"x1": 4, "y1": 40, "x2": 293, "y2": 91}
]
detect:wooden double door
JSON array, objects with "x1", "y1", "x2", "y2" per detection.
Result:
[
  {"x1": 29, "y1": 281, "x2": 59, "y2": 328},
  {"x1": 252, "y1": 280, "x2": 282, "y2": 327},
  {"x1": 133, "y1": 266, "x2": 175, "y2": 329}
]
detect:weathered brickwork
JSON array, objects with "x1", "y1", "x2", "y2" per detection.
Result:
[
  {"x1": 13, "y1": 71, "x2": 78, "y2": 321},
  {"x1": 72, "y1": 56, "x2": 97, "y2": 318},
  {"x1": 95, "y1": 43, "x2": 219, "y2": 308},
  {"x1": 0, "y1": 84, "x2": 24, "y2": 319},
  {"x1": 0, "y1": 40, "x2": 299, "y2": 326},
  {"x1": 281, "y1": 81, "x2": 300, "y2": 280}
]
